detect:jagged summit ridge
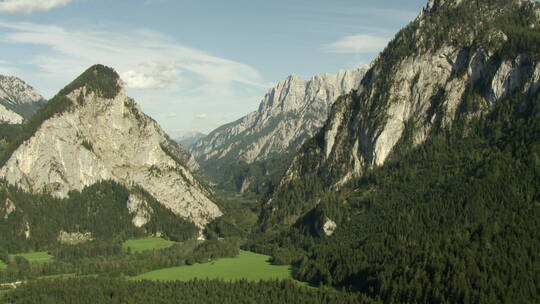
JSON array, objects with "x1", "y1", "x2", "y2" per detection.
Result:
[
  {"x1": 0, "y1": 65, "x2": 220, "y2": 228},
  {"x1": 263, "y1": 0, "x2": 540, "y2": 227},
  {"x1": 0, "y1": 75, "x2": 45, "y2": 105},
  {"x1": 190, "y1": 66, "x2": 368, "y2": 170},
  {"x1": 0, "y1": 75, "x2": 46, "y2": 122}
]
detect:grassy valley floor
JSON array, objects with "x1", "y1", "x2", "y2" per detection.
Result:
[
  {"x1": 8, "y1": 252, "x2": 52, "y2": 263},
  {"x1": 122, "y1": 237, "x2": 178, "y2": 253},
  {"x1": 132, "y1": 250, "x2": 294, "y2": 282}
]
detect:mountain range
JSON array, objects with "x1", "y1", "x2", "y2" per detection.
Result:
[
  {"x1": 190, "y1": 67, "x2": 368, "y2": 193},
  {"x1": 249, "y1": 0, "x2": 540, "y2": 302},
  {"x1": 1, "y1": 0, "x2": 539, "y2": 302},
  {"x1": 0, "y1": 65, "x2": 221, "y2": 249}
]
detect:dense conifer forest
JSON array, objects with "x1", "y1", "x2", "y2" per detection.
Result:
[
  {"x1": 1, "y1": 0, "x2": 539, "y2": 303},
  {"x1": 4, "y1": 278, "x2": 377, "y2": 304},
  {"x1": 0, "y1": 181, "x2": 198, "y2": 253}
]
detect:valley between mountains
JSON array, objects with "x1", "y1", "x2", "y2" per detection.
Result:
[{"x1": 1, "y1": 0, "x2": 540, "y2": 303}]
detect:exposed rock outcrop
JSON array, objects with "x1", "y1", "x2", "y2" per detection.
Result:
[
  {"x1": 57, "y1": 231, "x2": 93, "y2": 245},
  {"x1": 322, "y1": 218, "x2": 337, "y2": 236},
  {"x1": 0, "y1": 75, "x2": 46, "y2": 121},
  {"x1": 191, "y1": 67, "x2": 368, "y2": 170},
  {"x1": 127, "y1": 194, "x2": 153, "y2": 228},
  {"x1": 0, "y1": 104, "x2": 23, "y2": 124},
  {"x1": 2, "y1": 198, "x2": 16, "y2": 219},
  {"x1": 264, "y1": 0, "x2": 540, "y2": 227},
  {"x1": 0, "y1": 65, "x2": 221, "y2": 228}
]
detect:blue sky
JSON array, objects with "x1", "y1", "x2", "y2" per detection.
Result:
[{"x1": 0, "y1": 0, "x2": 426, "y2": 137}]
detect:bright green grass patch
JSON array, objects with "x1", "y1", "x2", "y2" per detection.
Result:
[
  {"x1": 0, "y1": 261, "x2": 6, "y2": 270},
  {"x1": 9, "y1": 252, "x2": 53, "y2": 263},
  {"x1": 132, "y1": 250, "x2": 295, "y2": 282},
  {"x1": 123, "y1": 237, "x2": 177, "y2": 253}
]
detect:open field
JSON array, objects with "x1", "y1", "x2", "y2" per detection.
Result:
[
  {"x1": 132, "y1": 250, "x2": 294, "y2": 282},
  {"x1": 9, "y1": 252, "x2": 53, "y2": 263},
  {"x1": 123, "y1": 237, "x2": 177, "y2": 253},
  {"x1": 0, "y1": 261, "x2": 6, "y2": 270}
]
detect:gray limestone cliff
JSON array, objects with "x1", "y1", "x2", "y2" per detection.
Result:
[
  {"x1": 0, "y1": 75, "x2": 47, "y2": 122},
  {"x1": 0, "y1": 65, "x2": 221, "y2": 228},
  {"x1": 190, "y1": 68, "x2": 368, "y2": 171},
  {"x1": 263, "y1": 0, "x2": 540, "y2": 227}
]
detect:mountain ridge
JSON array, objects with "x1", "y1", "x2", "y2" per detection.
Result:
[
  {"x1": 0, "y1": 75, "x2": 47, "y2": 123},
  {"x1": 244, "y1": 1, "x2": 540, "y2": 302},
  {"x1": 262, "y1": 0, "x2": 540, "y2": 228},
  {"x1": 190, "y1": 67, "x2": 368, "y2": 188},
  {"x1": 0, "y1": 65, "x2": 220, "y2": 229}
]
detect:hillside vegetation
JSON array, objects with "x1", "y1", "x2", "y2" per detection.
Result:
[{"x1": 248, "y1": 0, "x2": 540, "y2": 303}]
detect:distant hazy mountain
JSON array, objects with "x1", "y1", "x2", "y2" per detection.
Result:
[
  {"x1": 0, "y1": 75, "x2": 46, "y2": 123},
  {"x1": 175, "y1": 131, "x2": 207, "y2": 149},
  {"x1": 191, "y1": 68, "x2": 368, "y2": 176}
]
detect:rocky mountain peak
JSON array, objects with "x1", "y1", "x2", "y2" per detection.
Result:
[
  {"x1": 263, "y1": 0, "x2": 540, "y2": 228},
  {"x1": 0, "y1": 75, "x2": 44, "y2": 106},
  {"x1": 58, "y1": 64, "x2": 122, "y2": 102},
  {"x1": 0, "y1": 74, "x2": 46, "y2": 123},
  {"x1": 0, "y1": 65, "x2": 220, "y2": 228},
  {"x1": 191, "y1": 66, "x2": 368, "y2": 174},
  {"x1": 425, "y1": 0, "x2": 461, "y2": 12}
]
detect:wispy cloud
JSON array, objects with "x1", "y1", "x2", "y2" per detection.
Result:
[
  {"x1": 0, "y1": 21, "x2": 267, "y2": 91},
  {"x1": 0, "y1": 0, "x2": 72, "y2": 15},
  {"x1": 166, "y1": 112, "x2": 178, "y2": 118},
  {"x1": 323, "y1": 34, "x2": 390, "y2": 54},
  {"x1": 195, "y1": 113, "x2": 208, "y2": 119}
]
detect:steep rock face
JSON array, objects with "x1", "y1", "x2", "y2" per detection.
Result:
[
  {"x1": 57, "y1": 231, "x2": 93, "y2": 245},
  {"x1": 0, "y1": 104, "x2": 23, "y2": 124},
  {"x1": 264, "y1": 0, "x2": 540, "y2": 227},
  {"x1": 0, "y1": 75, "x2": 46, "y2": 121},
  {"x1": 127, "y1": 194, "x2": 153, "y2": 228},
  {"x1": 0, "y1": 65, "x2": 221, "y2": 227},
  {"x1": 191, "y1": 68, "x2": 368, "y2": 170}
]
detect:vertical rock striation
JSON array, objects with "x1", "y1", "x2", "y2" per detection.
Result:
[
  {"x1": 263, "y1": 0, "x2": 540, "y2": 227},
  {"x1": 0, "y1": 65, "x2": 221, "y2": 228},
  {"x1": 190, "y1": 67, "x2": 368, "y2": 171}
]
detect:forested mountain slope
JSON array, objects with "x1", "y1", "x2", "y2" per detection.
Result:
[
  {"x1": 249, "y1": 0, "x2": 540, "y2": 302},
  {"x1": 0, "y1": 65, "x2": 221, "y2": 250},
  {"x1": 263, "y1": 0, "x2": 540, "y2": 228}
]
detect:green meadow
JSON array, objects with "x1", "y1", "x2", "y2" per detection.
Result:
[
  {"x1": 0, "y1": 261, "x2": 6, "y2": 270},
  {"x1": 132, "y1": 250, "x2": 294, "y2": 282},
  {"x1": 9, "y1": 252, "x2": 53, "y2": 263},
  {"x1": 123, "y1": 237, "x2": 177, "y2": 253}
]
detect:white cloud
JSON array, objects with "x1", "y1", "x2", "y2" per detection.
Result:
[
  {"x1": 324, "y1": 34, "x2": 390, "y2": 54},
  {"x1": 195, "y1": 113, "x2": 208, "y2": 119},
  {"x1": 0, "y1": 21, "x2": 267, "y2": 91},
  {"x1": 0, "y1": 0, "x2": 72, "y2": 14},
  {"x1": 0, "y1": 21, "x2": 267, "y2": 135},
  {"x1": 122, "y1": 62, "x2": 180, "y2": 89},
  {"x1": 166, "y1": 112, "x2": 177, "y2": 118}
]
